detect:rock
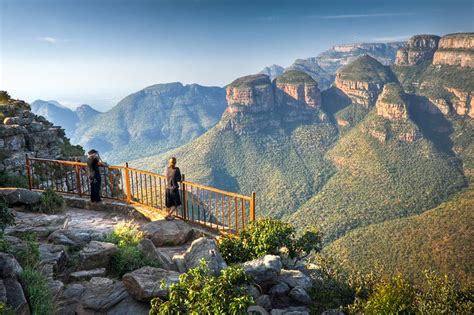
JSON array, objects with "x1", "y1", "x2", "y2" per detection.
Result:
[
  {"x1": 433, "y1": 32, "x2": 474, "y2": 68},
  {"x1": 48, "y1": 229, "x2": 105, "y2": 247},
  {"x1": 270, "y1": 306, "x2": 310, "y2": 315},
  {"x1": 321, "y1": 309, "x2": 345, "y2": 315},
  {"x1": 3, "y1": 278, "x2": 30, "y2": 315},
  {"x1": 226, "y1": 74, "x2": 274, "y2": 113},
  {"x1": 80, "y1": 278, "x2": 128, "y2": 312},
  {"x1": 243, "y1": 255, "x2": 282, "y2": 284},
  {"x1": 249, "y1": 305, "x2": 270, "y2": 315},
  {"x1": 39, "y1": 243, "x2": 68, "y2": 272},
  {"x1": 256, "y1": 294, "x2": 272, "y2": 311},
  {"x1": 70, "y1": 268, "x2": 107, "y2": 281},
  {"x1": 6, "y1": 211, "x2": 68, "y2": 238},
  {"x1": 269, "y1": 282, "x2": 290, "y2": 296},
  {"x1": 172, "y1": 254, "x2": 187, "y2": 273},
  {"x1": 446, "y1": 87, "x2": 473, "y2": 118},
  {"x1": 78, "y1": 241, "x2": 118, "y2": 270},
  {"x1": 141, "y1": 219, "x2": 194, "y2": 247},
  {"x1": 244, "y1": 284, "x2": 262, "y2": 300},
  {"x1": 288, "y1": 286, "x2": 312, "y2": 305},
  {"x1": 122, "y1": 266, "x2": 180, "y2": 302},
  {"x1": 375, "y1": 83, "x2": 409, "y2": 121},
  {"x1": 275, "y1": 70, "x2": 321, "y2": 109},
  {"x1": 395, "y1": 34, "x2": 440, "y2": 66},
  {"x1": 137, "y1": 238, "x2": 177, "y2": 271},
  {"x1": 183, "y1": 237, "x2": 227, "y2": 276},
  {"x1": 0, "y1": 253, "x2": 23, "y2": 279},
  {"x1": 0, "y1": 188, "x2": 41, "y2": 207},
  {"x1": 47, "y1": 279, "x2": 64, "y2": 298},
  {"x1": 106, "y1": 295, "x2": 150, "y2": 315},
  {"x1": 277, "y1": 270, "x2": 312, "y2": 290}
]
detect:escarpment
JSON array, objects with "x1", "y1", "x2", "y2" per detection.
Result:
[
  {"x1": 433, "y1": 33, "x2": 474, "y2": 68},
  {"x1": 395, "y1": 34, "x2": 440, "y2": 66},
  {"x1": 334, "y1": 55, "x2": 395, "y2": 107},
  {"x1": 274, "y1": 70, "x2": 321, "y2": 108}
]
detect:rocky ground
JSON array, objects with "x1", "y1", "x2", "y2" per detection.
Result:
[{"x1": 0, "y1": 188, "x2": 324, "y2": 315}]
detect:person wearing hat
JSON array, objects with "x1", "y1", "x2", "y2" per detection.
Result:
[
  {"x1": 164, "y1": 157, "x2": 182, "y2": 220},
  {"x1": 87, "y1": 149, "x2": 104, "y2": 202}
]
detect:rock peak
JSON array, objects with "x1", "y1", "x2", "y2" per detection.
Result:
[{"x1": 395, "y1": 34, "x2": 440, "y2": 66}]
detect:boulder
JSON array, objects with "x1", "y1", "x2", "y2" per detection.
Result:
[
  {"x1": 183, "y1": 237, "x2": 227, "y2": 276},
  {"x1": 3, "y1": 278, "x2": 30, "y2": 315},
  {"x1": 321, "y1": 309, "x2": 345, "y2": 315},
  {"x1": 243, "y1": 255, "x2": 282, "y2": 284},
  {"x1": 106, "y1": 296, "x2": 150, "y2": 315},
  {"x1": 39, "y1": 243, "x2": 68, "y2": 272},
  {"x1": 269, "y1": 283, "x2": 290, "y2": 296},
  {"x1": 0, "y1": 188, "x2": 40, "y2": 208},
  {"x1": 288, "y1": 286, "x2": 312, "y2": 305},
  {"x1": 171, "y1": 254, "x2": 187, "y2": 273},
  {"x1": 48, "y1": 229, "x2": 105, "y2": 247},
  {"x1": 80, "y1": 278, "x2": 128, "y2": 312},
  {"x1": 6, "y1": 211, "x2": 68, "y2": 238},
  {"x1": 249, "y1": 305, "x2": 270, "y2": 315},
  {"x1": 137, "y1": 238, "x2": 177, "y2": 271},
  {"x1": 69, "y1": 268, "x2": 106, "y2": 281},
  {"x1": 47, "y1": 279, "x2": 64, "y2": 298},
  {"x1": 141, "y1": 219, "x2": 194, "y2": 247},
  {"x1": 276, "y1": 270, "x2": 312, "y2": 290},
  {"x1": 122, "y1": 266, "x2": 180, "y2": 302},
  {"x1": 78, "y1": 241, "x2": 117, "y2": 270},
  {"x1": 256, "y1": 294, "x2": 272, "y2": 311},
  {"x1": 270, "y1": 306, "x2": 310, "y2": 315},
  {"x1": 0, "y1": 253, "x2": 23, "y2": 279}
]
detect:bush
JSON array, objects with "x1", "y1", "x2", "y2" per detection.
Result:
[
  {"x1": 16, "y1": 233, "x2": 40, "y2": 269},
  {"x1": 218, "y1": 218, "x2": 322, "y2": 264},
  {"x1": 0, "y1": 172, "x2": 28, "y2": 188},
  {"x1": 150, "y1": 260, "x2": 253, "y2": 314},
  {"x1": 20, "y1": 268, "x2": 54, "y2": 315},
  {"x1": 0, "y1": 200, "x2": 15, "y2": 232},
  {"x1": 105, "y1": 221, "x2": 161, "y2": 277},
  {"x1": 39, "y1": 188, "x2": 65, "y2": 214}
]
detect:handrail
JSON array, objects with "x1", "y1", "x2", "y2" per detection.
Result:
[{"x1": 25, "y1": 155, "x2": 255, "y2": 234}]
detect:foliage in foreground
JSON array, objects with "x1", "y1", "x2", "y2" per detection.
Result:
[
  {"x1": 39, "y1": 188, "x2": 65, "y2": 214},
  {"x1": 311, "y1": 256, "x2": 474, "y2": 314},
  {"x1": 0, "y1": 172, "x2": 28, "y2": 189},
  {"x1": 105, "y1": 221, "x2": 160, "y2": 277},
  {"x1": 0, "y1": 200, "x2": 15, "y2": 232},
  {"x1": 150, "y1": 260, "x2": 253, "y2": 315},
  {"x1": 218, "y1": 218, "x2": 322, "y2": 264},
  {"x1": 14, "y1": 233, "x2": 54, "y2": 315}
]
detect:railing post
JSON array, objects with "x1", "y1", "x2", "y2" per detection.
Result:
[
  {"x1": 250, "y1": 191, "x2": 256, "y2": 222},
  {"x1": 181, "y1": 174, "x2": 186, "y2": 220},
  {"x1": 25, "y1": 154, "x2": 32, "y2": 190},
  {"x1": 75, "y1": 158, "x2": 82, "y2": 197},
  {"x1": 124, "y1": 162, "x2": 132, "y2": 203}
]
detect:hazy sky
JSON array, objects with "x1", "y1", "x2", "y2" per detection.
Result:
[{"x1": 1, "y1": 0, "x2": 472, "y2": 111}]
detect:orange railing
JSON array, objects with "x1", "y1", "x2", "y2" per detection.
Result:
[{"x1": 25, "y1": 156, "x2": 255, "y2": 234}]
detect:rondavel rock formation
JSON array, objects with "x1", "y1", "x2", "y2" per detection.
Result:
[
  {"x1": 219, "y1": 71, "x2": 325, "y2": 134},
  {"x1": 0, "y1": 93, "x2": 83, "y2": 176},
  {"x1": 433, "y1": 32, "x2": 474, "y2": 68}
]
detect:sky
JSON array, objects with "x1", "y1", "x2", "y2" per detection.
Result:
[{"x1": 1, "y1": 0, "x2": 472, "y2": 111}]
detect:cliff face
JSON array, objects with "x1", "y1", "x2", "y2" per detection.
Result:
[
  {"x1": 433, "y1": 33, "x2": 474, "y2": 68},
  {"x1": 376, "y1": 84, "x2": 409, "y2": 120},
  {"x1": 226, "y1": 74, "x2": 275, "y2": 113},
  {"x1": 395, "y1": 35, "x2": 440, "y2": 66},
  {"x1": 446, "y1": 87, "x2": 474, "y2": 118},
  {"x1": 334, "y1": 55, "x2": 394, "y2": 107},
  {"x1": 275, "y1": 70, "x2": 321, "y2": 108},
  {"x1": 0, "y1": 93, "x2": 83, "y2": 176}
]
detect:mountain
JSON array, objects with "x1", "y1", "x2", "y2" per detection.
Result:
[
  {"x1": 31, "y1": 100, "x2": 100, "y2": 138},
  {"x1": 260, "y1": 41, "x2": 404, "y2": 90},
  {"x1": 73, "y1": 83, "x2": 227, "y2": 163},
  {"x1": 259, "y1": 64, "x2": 284, "y2": 81}
]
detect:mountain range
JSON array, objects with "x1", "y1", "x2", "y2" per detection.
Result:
[{"x1": 132, "y1": 32, "x2": 473, "y2": 285}]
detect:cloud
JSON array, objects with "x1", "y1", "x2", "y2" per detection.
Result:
[
  {"x1": 38, "y1": 36, "x2": 57, "y2": 44},
  {"x1": 317, "y1": 13, "x2": 414, "y2": 19}
]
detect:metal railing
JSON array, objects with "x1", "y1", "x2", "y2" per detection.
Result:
[{"x1": 25, "y1": 156, "x2": 255, "y2": 234}]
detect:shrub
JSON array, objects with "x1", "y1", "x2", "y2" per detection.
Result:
[
  {"x1": 150, "y1": 260, "x2": 253, "y2": 314},
  {"x1": 0, "y1": 200, "x2": 15, "y2": 232},
  {"x1": 0, "y1": 172, "x2": 28, "y2": 188},
  {"x1": 105, "y1": 221, "x2": 161, "y2": 277},
  {"x1": 218, "y1": 218, "x2": 322, "y2": 264},
  {"x1": 20, "y1": 268, "x2": 54, "y2": 315},
  {"x1": 16, "y1": 232, "x2": 40, "y2": 269},
  {"x1": 39, "y1": 188, "x2": 65, "y2": 214}
]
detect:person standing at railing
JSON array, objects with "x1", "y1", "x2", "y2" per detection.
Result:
[
  {"x1": 164, "y1": 157, "x2": 182, "y2": 220},
  {"x1": 87, "y1": 149, "x2": 105, "y2": 202}
]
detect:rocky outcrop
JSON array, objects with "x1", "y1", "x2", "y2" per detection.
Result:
[
  {"x1": 226, "y1": 74, "x2": 275, "y2": 113},
  {"x1": 78, "y1": 241, "x2": 118, "y2": 270},
  {"x1": 275, "y1": 71, "x2": 321, "y2": 108},
  {"x1": 181, "y1": 237, "x2": 227, "y2": 276},
  {"x1": 433, "y1": 33, "x2": 474, "y2": 68},
  {"x1": 376, "y1": 83, "x2": 409, "y2": 120},
  {"x1": 141, "y1": 219, "x2": 194, "y2": 247},
  {"x1": 395, "y1": 35, "x2": 440, "y2": 66},
  {"x1": 0, "y1": 92, "x2": 83, "y2": 176},
  {"x1": 446, "y1": 87, "x2": 473, "y2": 118},
  {"x1": 122, "y1": 266, "x2": 180, "y2": 301},
  {"x1": 334, "y1": 55, "x2": 394, "y2": 107},
  {"x1": 243, "y1": 255, "x2": 282, "y2": 284},
  {"x1": 0, "y1": 253, "x2": 30, "y2": 315}
]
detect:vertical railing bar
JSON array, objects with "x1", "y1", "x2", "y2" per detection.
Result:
[
  {"x1": 191, "y1": 185, "x2": 195, "y2": 222},
  {"x1": 144, "y1": 173, "x2": 148, "y2": 206},
  {"x1": 159, "y1": 178, "x2": 163, "y2": 210},
  {"x1": 234, "y1": 197, "x2": 238, "y2": 235},
  {"x1": 215, "y1": 193, "x2": 219, "y2": 231},
  {"x1": 241, "y1": 198, "x2": 245, "y2": 230}
]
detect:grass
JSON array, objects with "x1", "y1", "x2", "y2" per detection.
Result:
[
  {"x1": 276, "y1": 70, "x2": 317, "y2": 84},
  {"x1": 20, "y1": 268, "x2": 54, "y2": 315},
  {"x1": 39, "y1": 188, "x2": 65, "y2": 214},
  {"x1": 336, "y1": 55, "x2": 396, "y2": 84}
]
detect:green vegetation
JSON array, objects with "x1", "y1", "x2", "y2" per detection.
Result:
[
  {"x1": 323, "y1": 187, "x2": 474, "y2": 286},
  {"x1": 105, "y1": 221, "x2": 161, "y2": 277},
  {"x1": 150, "y1": 260, "x2": 253, "y2": 315},
  {"x1": 0, "y1": 200, "x2": 15, "y2": 232},
  {"x1": 0, "y1": 91, "x2": 11, "y2": 103},
  {"x1": 59, "y1": 137, "x2": 85, "y2": 157},
  {"x1": 0, "y1": 172, "x2": 28, "y2": 188},
  {"x1": 228, "y1": 73, "x2": 270, "y2": 88},
  {"x1": 13, "y1": 233, "x2": 55, "y2": 315},
  {"x1": 276, "y1": 70, "x2": 317, "y2": 84},
  {"x1": 39, "y1": 188, "x2": 65, "y2": 214},
  {"x1": 218, "y1": 218, "x2": 321, "y2": 263},
  {"x1": 337, "y1": 55, "x2": 396, "y2": 83}
]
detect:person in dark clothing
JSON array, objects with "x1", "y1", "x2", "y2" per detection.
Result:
[
  {"x1": 164, "y1": 157, "x2": 181, "y2": 220},
  {"x1": 87, "y1": 149, "x2": 104, "y2": 202}
]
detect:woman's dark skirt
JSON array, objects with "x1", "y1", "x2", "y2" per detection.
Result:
[
  {"x1": 90, "y1": 176, "x2": 101, "y2": 202},
  {"x1": 165, "y1": 188, "x2": 181, "y2": 207}
]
